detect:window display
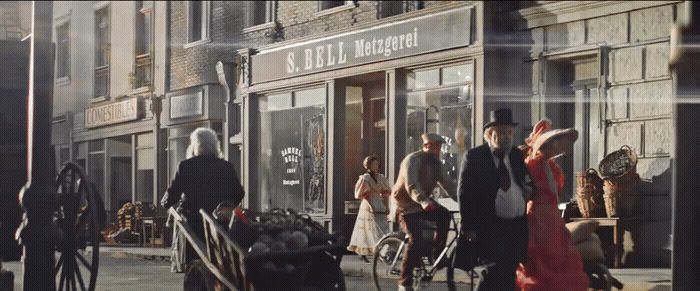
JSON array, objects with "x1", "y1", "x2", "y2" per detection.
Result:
[
  {"x1": 258, "y1": 87, "x2": 327, "y2": 214},
  {"x1": 406, "y1": 63, "x2": 474, "y2": 192}
]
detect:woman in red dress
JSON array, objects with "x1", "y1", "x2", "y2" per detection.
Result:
[{"x1": 516, "y1": 120, "x2": 589, "y2": 291}]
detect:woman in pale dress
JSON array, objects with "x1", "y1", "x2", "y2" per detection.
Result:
[{"x1": 347, "y1": 155, "x2": 392, "y2": 262}]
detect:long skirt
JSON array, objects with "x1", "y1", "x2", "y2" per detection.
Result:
[{"x1": 347, "y1": 199, "x2": 390, "y2": 256}]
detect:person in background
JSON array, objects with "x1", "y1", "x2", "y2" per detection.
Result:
[
  {"x1": 347, "y1": 155, "x2": 392, "y2": 262},
  {"x1": 516, "y1": 119, "x2": 589, "y2": 291},
  {"x1": 391, "y1": 133, "x2": 457, "y2": 291},
  {"x1": 161, "y1": 127, "x2": 244, "y2": 267}
]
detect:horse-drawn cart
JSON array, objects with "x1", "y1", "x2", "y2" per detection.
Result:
[{"x1": 168, "y1": 207, "x2": 346, "y2": 291}]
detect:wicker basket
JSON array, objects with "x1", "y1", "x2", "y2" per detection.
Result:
[
  {"x1": 576, "y1": 168, "x2": 601, "y2": 218},
  {"x1": 598, "y1": 145, "x2": 638, "y2": 181}
]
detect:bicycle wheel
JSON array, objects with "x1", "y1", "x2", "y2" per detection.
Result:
[{"x1": 372, "y1": 233, "x2": 405, "y2": 291}]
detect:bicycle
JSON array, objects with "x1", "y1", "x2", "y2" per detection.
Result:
[{"x1": 372, "y1": 210, "x2": 476, "y2": 291}]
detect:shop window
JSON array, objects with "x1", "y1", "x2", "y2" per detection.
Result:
[
  {"x1": 187, "y1": 1, "x2": 210, "y2": 44},
  {"x1": 407, "y1": 68, "x2": 439, "y2": 90},
  {"x1": 247, "y1": 1, "x2": 276, "y2": 27},
  {"x1": 257, "y1": 87, "x2": 326, "y2": 214},
  {"x1": 56, "y1": 21, "x2": 70, "y2": 80},
  {"x1": 136, "y1": 133, "x2": 154, "y2": 204},
  {"x1": 136, "y1": 148, "x2": 154, "y2": 203},
  {"x1": 406, "y1": 63, "x2": 474, "y2": 192},
  {"x1": 134, "y1": 1, "x2": 153, "y2": 89},
  {"x1": 94, "y1": 7, "x2": 110, "y2": 99},
  {"x1": 88, "y1": 140, "x2": 105, "y2": 204}
]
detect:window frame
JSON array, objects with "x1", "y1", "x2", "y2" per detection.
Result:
[
  {"x1": 315, "y1": 0, "x2": 356, "y2": 17},
  {"x1": 255, "y1": 86, "x2": 329, "y2": 215},
  {"x1": 133, "y1": 1, "x2": 154, "y2": 90},
  {"x1": 184, "y1": 1, "x2": 211, "y2": 48},
  {"x1": 55, "y1": 19, "x2": 71, "y2": 85},
  {"x1": 93, "y1": 6, "x2": 111, "y2": 101},
  {"x1": 243, "y1": 1, "x2": 277, "y2": 33}
]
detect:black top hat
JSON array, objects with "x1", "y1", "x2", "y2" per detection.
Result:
[{"x1": 483, "y1": 108, "x2": 519, "y2": 130}]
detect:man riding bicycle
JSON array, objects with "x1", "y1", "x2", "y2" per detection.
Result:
[{"x1": 390, "y1": 133, "x2": 457, "y2": 291}]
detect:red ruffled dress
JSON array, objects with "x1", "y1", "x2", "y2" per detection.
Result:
[{"x1": 516, "y1": 157, "x2": 589, "y2": 291}]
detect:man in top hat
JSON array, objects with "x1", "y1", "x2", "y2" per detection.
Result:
[
  {"x1": 455, "y1": 108, "x2": 535, "y2": 291},
  {"x1": 390, "y1": 133, "x2": 457, "y2": 291}
]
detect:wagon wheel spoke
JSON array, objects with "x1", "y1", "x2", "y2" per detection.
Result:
[
  {"x1": 58, "y1": 263, "x2": 66, "y2": 291},
  {"x1": 76, "y1": 252, "x2": 93, "y2": 270},
  {"x1": 55, "y1": 252, "x2": 66, "y2": 275},
  {"x1": 74, "y1": 256, "x2": 87, "y2": 291}
]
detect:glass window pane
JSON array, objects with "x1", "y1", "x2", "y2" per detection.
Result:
[
  {"x1": 294, "y1": 87, "x2": 325, "y2": 107},
  {"x1": 137, "y1": 148, "x2": 154, "y2": 170},
  {"x1": 136, "y1": 133, "x2": 153, "y2": 147},
  {"x1": 77, "y1": 142, "x2": 88, "y2": 158},
  {"x1": 258, "y1": 94, "x2": 326, "y2": 214},
  {"x1": 252, "y1": 1, "x2": 269, "y2": 26},
  {"x1": 88, "y1": 153, "x2": 105, "y2": 207},
  {"x1": 189, "y1": 2, "x2": 202, "y2": 42},
  {"x1": 441, "y1": 63, "x2": 473, "y2": 85},
  {"x1": 95, "y1": 8, "x2": 109, "y2": 67},
  {"x1": 136, "y1": 169, "x2": 153, "y2": 203},
  {"x1": 407, "y1": 68, "x2": 439, "y2": 90},
  {"x1": 259, "y1": 93, "x2": 292, "y2": 112},
  {"x1": 57, "y1": 23, "x2": 70, "y2": 78},
  {"x1": 89, "y1": 140, "x2": 104, "y2": 152},
  {"x1": 169, "y1": 136, "x2": 189, "y2": 180},
  {"x1": 405, "y1": 88, "x2": 473, "y2": 194},
  {"x1": 169, "y1": 125, "x2": 198, "y2": 138},
  {"x1": 321, "y1": 1, "x2": 345, "y2": 10}
]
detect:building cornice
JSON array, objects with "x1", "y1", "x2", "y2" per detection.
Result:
[
  {"x1": 253, "y1": 2, "x2": 477, "y2": 53},
  {"x1": 513, "y1": 0, "x2": 682, "y2": 30}
]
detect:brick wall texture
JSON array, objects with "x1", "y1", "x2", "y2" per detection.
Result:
[{"x1": 169, "y1": 1, "x2": 456, "y2": 91}]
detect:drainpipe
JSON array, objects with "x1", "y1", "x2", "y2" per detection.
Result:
[{"x1": 216, "y1": 61, "x2": 235, "y2": 161}]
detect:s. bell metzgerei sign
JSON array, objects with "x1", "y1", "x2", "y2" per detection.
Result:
[{"x1": 251, "y1": 6, "x2": 472, "y2": 83}]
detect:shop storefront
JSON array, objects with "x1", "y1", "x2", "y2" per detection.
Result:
[
  {"x1": 72, "y1": 96, "x2": 164, "y2": 221},
  {"x1": 238, "y1": 3, "x2": 479, "y2": 233},
  {"x1": 163, "y1": 84, "x2": 226, "y2": 188}
]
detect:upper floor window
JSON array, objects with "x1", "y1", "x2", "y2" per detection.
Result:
[
  {"x1": 379, "y1": 0, "x2": 425, "y2": 18},
  {"x1": 94, "y1": 7, "x2": 110, "y2": 98},
  {"x1": 247, "y1": 1, "x2": 276, "y2": 28},
  {"x1": 56, "y1": 21, "x2": 70, "y2": 80},
  {"x1": 320, "y1": 1, "x2": 346, "y2": 10},
  {"x1": 134, "y1": 1, "x2": 153, "y2": 89},
  {"x1": 187, "y1": 1, "x2": 210, "y2": 45},
  {"x1": 316, "y1": 0, "x2": 355, "y2": 16}
]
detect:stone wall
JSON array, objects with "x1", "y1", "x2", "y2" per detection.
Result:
[{"x1": 517, "y1": 2, "x2": 679, "y2": 267}]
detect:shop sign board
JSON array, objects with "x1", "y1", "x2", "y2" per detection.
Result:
[
  {"x1": 84, "y1": 98, "x2": 140, "y2": 128},
  {"x1": 170, "y1": 91, "x2": 203, "y2": 119},
  {"x1": 251, "y1": 6, "x2": 472, "y2": 83}
]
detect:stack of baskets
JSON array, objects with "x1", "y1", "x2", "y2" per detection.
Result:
[{"x1": 597, "y1": 145, "x2": 640, "y2": 217}]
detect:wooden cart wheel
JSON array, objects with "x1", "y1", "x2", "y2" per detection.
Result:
[{"x1": 54, "y1": 163, "x2": 102, "y2": 291}]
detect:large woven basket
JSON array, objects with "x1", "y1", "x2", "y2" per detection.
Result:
[
  {"x1": 575, "y1": 168, "x2": 601, "y2": 218},
  {"x1": 598, "y1": 145, "x2": 638, "y2": 181}
]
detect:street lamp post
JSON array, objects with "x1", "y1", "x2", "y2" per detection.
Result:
[{"x1": 15, "y1": 1, "x2": 59, "y2": 290}]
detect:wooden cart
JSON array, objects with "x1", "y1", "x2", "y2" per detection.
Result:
[{"x1": 168, "y1": 208, "x2": 346, "y2": 291}]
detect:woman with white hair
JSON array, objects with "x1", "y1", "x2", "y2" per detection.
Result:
[{"x1": 162, "y1": 127, "x2": 244, "y2": 266}]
